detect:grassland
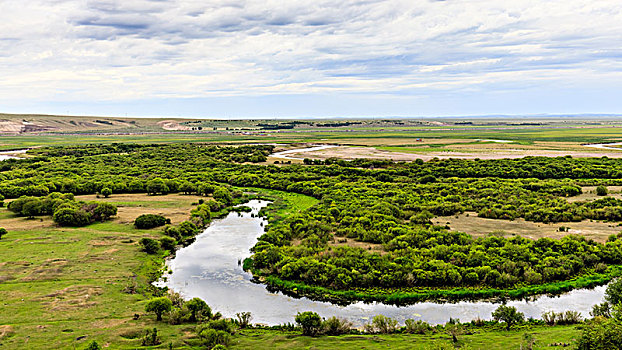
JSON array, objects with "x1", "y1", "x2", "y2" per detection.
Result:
[{"x1": 229, "y1": 326, "x2": 580, "y2": 350}]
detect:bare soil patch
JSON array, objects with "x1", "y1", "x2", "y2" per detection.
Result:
[
  {"x1": 433, "y1": 212, "x2": 621, "y2": 243},
  {"x1": 566, "y1": 186, "x2": 622, "y2": 203},
  {"x1": 0, "y1": 325, "x2": 14, "y2": 339},
  {"x1": 293, "y1": 145, "x2": 622, "y2": 162},
  {"x1": 328, "y1": 237, "x2": 386, "y2": 254},
  {"x1": 75, "y1": 193, "x2": 206, "y2": 225},
  {"x1": 38, "y1": 285, "x2": 103, "y2": 311},
  {"x1": 22, "y1": 259, "x2": 69, "y2": 282}
]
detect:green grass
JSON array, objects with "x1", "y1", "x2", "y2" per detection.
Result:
[{"x1": 230, "y1": 326, "x2": 580, "y2": 350}]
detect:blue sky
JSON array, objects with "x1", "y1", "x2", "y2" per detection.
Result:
[{"x1": 1, "y1": 0, "x2": 621, "y2": 118}]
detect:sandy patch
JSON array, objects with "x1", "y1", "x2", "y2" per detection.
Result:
[
  {"x1": 433, "y1": 212, "x2": 621, "y2": 243},
  {"x1": 289, "y1": 145, "x2": 622, "y2": 162},
  {"x1": 0, "y1": 215, "x2": 56, "y2": 231},
  {"x1": 157, "y1": 120, "x2": 191, "y2": 131}
]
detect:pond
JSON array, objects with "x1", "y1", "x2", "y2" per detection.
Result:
[{"x1": 159, "y1": 200, "x2": 606, "y2": 326}]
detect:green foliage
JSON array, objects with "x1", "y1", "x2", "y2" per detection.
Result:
[
  {"x1": 295, "y1": 311, "x2": 322, "y2": 336},
  {"x1": 140, "y1": 238, "x2": 160, "y2": 254},
  {"x1": 83, "y1": 340, "x2": 102, "y2": 350},
  {"x1": 492, "y1": 305, "x2": 525, "y2": 330},
  {"x1": 322, "y1": 316, "x2": 352, "y2": 336},
  {"x1": 197, "y1": 328, "x2": 230, "y2": 349},
  {"x1": 596, "y1": 185, "x2": 608, "y2": 196},
  {"x1": 159, "y1": 236, "x2": 177, "y2": 251},
  {"x1": 236, "y1": 312, "x2": 253, "y2": 329},
  {"x1": 100, "y1": 187, "x2": 112, "y2": 198},
  {"x1": 186, "y1": 297, "x2": 211, "y2": 322},
  {"x1": 404, "y1": 319, "x2": 432, "y2": 334},
  {"x1": 53, "y1": 207, "x2": 92, "y2": 227},
  {"x1": 134, "y1": 214, "x2": 168, "y2": 229},
  {"x1": 577, "y1": 317, "x2": 622, "y2": 350},
  {"x1": 145, "y1": 297, "x2": 172, "y2": 321},
  {"x1": 606, "y1": 278, "x2": 622, "y2": 306},
  {"x1": 0, "y1": 227, "x2": 7, "y2": 240},
  {"x1": 365, "y1": 315, "x2": 399, "y2": 334},
  {"x1": 141, "y1": 327, "x2": 161, "y2": 346}
]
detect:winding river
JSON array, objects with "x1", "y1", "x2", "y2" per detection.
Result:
[{"x1": 160, "y1": 200, "x2": 606, "y2": 326}]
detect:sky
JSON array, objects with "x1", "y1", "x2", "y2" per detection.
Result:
[{"x1": 1, "y1": 0, "x2": 621, "y2": 118}]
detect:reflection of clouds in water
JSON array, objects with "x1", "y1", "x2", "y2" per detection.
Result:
[{"x1": 161, "y1": 199, "x2": 607, "y2": 326}]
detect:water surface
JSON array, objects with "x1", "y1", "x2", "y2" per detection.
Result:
[{"x1": 161, "y1": 200, "x2": 605, "y2": 326}]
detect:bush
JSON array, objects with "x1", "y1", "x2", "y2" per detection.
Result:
[
  {"x1": 0, "y1": 227, "x2": 7, "y2": 240},
  {"x1": 492, "y1": 305, "x2": 525, "y2": 330},
  {"x1": 140, "y1": 238, "x2": 160, "y2": 254},
  {"x1": 366, "y1": 315, "x2": 398, "y2": 334},
  {"x1": 134, "y1": 214, "x2": 168, "y2": 229},
  {"x1": 597, "y1": 185, "x2": 608, "y2": 196},
  {"x1": 295, "y1": 311, "x2": 322, "y2": 336},
  {"x1": 577, "y1": 317, "x2": 622, "y2": 349},
  {"x1": 92, "y1": 202, "x2": 117, "y2": 221},
  {"x1": 179, "y1": 221, "x2": 199, "y2": 237},
  {"x1": 322, "y1": 316, "x2": 352, "y2": 335},
  {"x1": 160, "y1": 237, "x2": 177, "y2": 251},
  {"x1": 84, "y1": 341, "x2": 102, "y2": 350},
  {"x1": 198, "y1": 329, "x2": 230, "y2": 348},
  {"x1": 404, "y1": 319, "x2": 432, "y2": 334},
  {"x1": 100, "y1": 187, "x2": 112, "y2": 198},
  {"x1": 141, "y1": 328, "x2": 161, "y2": 346},
  {"x1": 53, "y1": 207, "x2": 92, "y2": 227}
]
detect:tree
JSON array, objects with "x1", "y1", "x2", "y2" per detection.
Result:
[
  {"x1": 597, "y1": 185, "x2": 608, "y2": 196},
  {"x1": 606, "y1": 278, "x2": 622, "y2": 306},
  {"x1": 186, "y1": 297, "x2": 210, "y2": 322},
  {"x1": 145, "y1": 297, "x2": 172, "y2": 321},
  {"x1": 146, "y1": 178, "x2": 169, "y2": 195},
  {"x1": 100, "y1": 187, "x2": 112, "y2": 198},
  {"x1": 492, "y1": 305, "x2": 525, "y2": 330},
  {"x1": 295, "y1": 311, "x2": 322, "y2": 336},
  {"x1": 0, "y1": 227, "x2": 6, "y2": 240}
]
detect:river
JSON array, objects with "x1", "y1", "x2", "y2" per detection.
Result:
[
  {"x1": 0, "y1": 149, "x2": 28, "y2": 161},
  {"x1": 160, "y1": 200, "x2": 606, "y2": 326}
]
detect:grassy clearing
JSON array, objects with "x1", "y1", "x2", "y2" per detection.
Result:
[
  {"x1": 230, "y1": 325, "x2": 580, "y2": 350},
  {"x1": 0, "y1": 195, "x2": 206, "y2": 349},
  {"x1": 433, "y1": 212, "x2": 622, "y2": 243}
]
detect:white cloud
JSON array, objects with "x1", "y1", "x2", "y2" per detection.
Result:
[{"x1": 0, "y1": 0, "x2": 621, "y2": 115}]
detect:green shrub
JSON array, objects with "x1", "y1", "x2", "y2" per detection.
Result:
[
  {"x1": 404, "y1": 319, "x2": 432, "y2": 334},
  {"x1": 134, "y1": 214, "x2": 168, "y2": 229},
  {"x1": 365, "y1": 315, "x2": 398, "y2": 334},
  {"x1": 295, "y1": 311, "x2": 322, "y2": 336},
  {"x1": 322, "y1": 316, "x2": 352, "y2": 335},
  {"x1": 0, "y1": 227, "x2": 7, "y2": 240},
  {"x1": 159, "y1": 237, "x2": 177, "y2": 251},
  {"x1": 597, "y1": 185, "x2": 608, "y2": 196},
  {"x1": 140, "y1": 238, "x2": 160, "y2": 254}
]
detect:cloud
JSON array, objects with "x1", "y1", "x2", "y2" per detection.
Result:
[{"x1": 0, "y1": 0, "x2": 622, "y2": 116}]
